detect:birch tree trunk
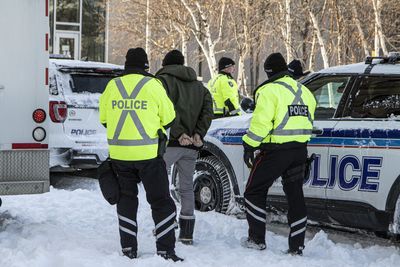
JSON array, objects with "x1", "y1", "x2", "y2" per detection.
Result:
[
  {"x1": 278, "y1": 0, "x2": 293, "y2": 62},
  {"x1": 173, "y1": 23, "x2": 189, "y2": 65},
  {"x1": 375, "y1": 24, "x2": 380, "y2": 56},
  {"x1": 237, "y1": 55, "x2": 247, "y2": 95},
  {"x1": 249, "y1": 46, "x2": 254, "y2": 91},
  {"x1": 351, "y1": 1, "x2": 370, "y2": 57},
  {"x1": 145, "y1": 0, "x2": 151, "y2": 57},
  {"x1": 181, "y1": 32, "x2": 188, "y2": 65},
  {"x1": 233, "y1": 0, "x2": 251, "y2": 93},
  {"x1": 308, "y1": 32, "x2": 317, "y2": 70},
  {"x1": 334, "y1": 0, "x2": 342, "y2": 65},
  {"x1": 372, "y1": 0, "x2": 388, "y2": 55},
  {"x1": 255, "y1": 50, "x2": 260, "y2": 87},
  {"x1": 285, "y1": 0, "x2": 292, "y2": 62},
  {"x1": 180, "y1": 0, "x2": 225, "y2": 76},
  {"x1": 307, "y1": 0, "x2": 329, "y2": 68}
]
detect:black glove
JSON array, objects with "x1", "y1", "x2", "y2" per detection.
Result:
[
  {"x1": 243, "y1": 142, "x2": 256, "y2": 169},
  {"x1": 304, "y1": 153, "x2": 316, "y2": 181},
  {"x1": 157, "y1": 129, "x2": 167, "y2": 157}
]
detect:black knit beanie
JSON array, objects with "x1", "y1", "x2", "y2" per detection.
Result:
[
  {"x1": 162, "y1": 50, "x2": 185, "y2": 66},
  {"x1": 264, "y1": 52, "x2": 288, "y2": 78},
  {"x1": 288, "y1": 59, "x2": 310, "y2": 79},
  {"x1": 125, "y1": 47, "x2": 149, "y2": 70},
  {"x1": 218, "y1": 57, "x2": 235, "y2": 71}
]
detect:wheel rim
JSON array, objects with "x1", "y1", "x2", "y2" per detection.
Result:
[{"x1": 194, "y1": 173, "x2": 218, "y2": 211}]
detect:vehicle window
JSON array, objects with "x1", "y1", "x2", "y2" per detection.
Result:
[
  {"x1": 70, "y1": 74, "x2": 116, "y2": 94},
  {"x1": 306, "y1": 76, "x2": 351, "y2": 119},
  {"x1": 349, "y1": 76, "x2": 400, "y2": 118}
]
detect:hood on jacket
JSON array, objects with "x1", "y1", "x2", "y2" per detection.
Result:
[{"x1": 156, "y1": 65, "x2": 198, "y2": 82}]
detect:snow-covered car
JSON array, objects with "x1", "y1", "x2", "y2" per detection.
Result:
[
  {"x1": 171, "y1": 53, "x2": 400, "y2": 238},
  {"x1": 49, "y1": 59, "x2": 123, "y2": 171}
]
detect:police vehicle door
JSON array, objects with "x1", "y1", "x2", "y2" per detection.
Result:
[
  {"x1": 326, "y1": 75, "x2": 400, "y2": 219},
  {"x1": 268, "y1": 75, "x2": 353, "y2": 208},
  {"x1": 304, "y1": 76, "x2": 355, "y2": 201}
]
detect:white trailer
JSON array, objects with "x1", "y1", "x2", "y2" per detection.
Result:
[{"x1": 0, "y1": 0, "x2": 50, "y2": 199}]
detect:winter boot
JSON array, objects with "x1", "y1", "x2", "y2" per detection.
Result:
[
  {"x1": 178, "y1": 216, "x2": 195, "y2": 245},
  {"x1": 240, "y1": 237, "x2": 267, "y2": 250},
  {"x1": 157, "y1": 251, "x2": 184, "y2": 262},
  {"x1": 122, "y1": 247, "x2": 137, "y2": 259},
  {"x1": 284, "y1": 246, "x2": 304, "y2": 256}
]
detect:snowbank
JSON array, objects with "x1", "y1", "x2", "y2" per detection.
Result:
[{"x1": 1, "y1": 183, "x2": 399, "y2": 267}]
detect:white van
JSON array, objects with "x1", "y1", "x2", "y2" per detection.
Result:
[
  {"x1": 0, "y1": 1, "x2": 50, "y2": 199},
  {"x1": 49, "y1": 59, "x2": 123, "y2": 171},
  {"x1": 171, "y1": 54, "x2": 400, "y2": 238}
]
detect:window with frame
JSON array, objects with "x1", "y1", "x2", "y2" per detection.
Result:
[
  {"x1": 56, "y1": 0, "x2": 80, "y2": 23},
  {"x1": 349, "y1": 76, "x2": 400, "y2": 119},
  {"x1": 305, "y1": 76, "x2": 351, "y2": 119}
]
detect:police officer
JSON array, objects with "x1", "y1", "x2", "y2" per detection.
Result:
[
  {"x1": 241, "y1": 53, "x2": 316, "y2": 255},
  {"x1": 99, "y1": 48, "x2": 183, "y2": 262},
  {"x1": 208, "y1": 57, "x2": 241, "y2": 118},
  {"x1": 288, "y1": 59, "x2": 310, "y2": 80}
]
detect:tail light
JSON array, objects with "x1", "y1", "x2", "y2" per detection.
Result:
[
  {"x1": 33, "y1": 108, "x2": 46, "y2": 123},
  {"x1": 49, "y1": 101, "x2": 67, "y2": 123}
]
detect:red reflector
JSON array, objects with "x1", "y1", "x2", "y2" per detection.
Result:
[
  {"x1": 45, "y1": 68, "x2": 49, "y2": 85},
  {"x1": 12, "y1": 143, "x2": 48, "y2": 149},
  {"x1": 33, "y1": 109, "x2": 46, "y2": 123},
  {"x1": 45, "y1": 0, "x2": 49, "y2": 17},
  {"x1": 45, "y1": 33, "x2": 49, "y2": 51}
]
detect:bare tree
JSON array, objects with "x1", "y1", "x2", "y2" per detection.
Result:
[
  {"x1": 372, "y1": 0, "x2": 388, "y2": 55},
  {"x1": 107, "y1": 0, "x2": 400, "y2": 84},
  {"x1": 305, "y1": 0, "x2": 330, "y2": 68},
  {"x1": 180, "y1": 0, "x2": 227, "y2": 76},
  {"x1": 351, "y1": 1, "x2": 370, "y2": 57}
]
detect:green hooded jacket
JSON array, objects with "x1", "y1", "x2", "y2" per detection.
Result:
[{"x1": 156, "y1": 65, "x2": 213, "y2": 149}]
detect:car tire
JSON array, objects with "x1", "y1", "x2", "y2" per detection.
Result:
[
  {"x1": 389, "y1": 192, "x2": 400, "y2": 239},
  {"x1": 171, "y1": 156, "x2": 231, "y2": 213}
]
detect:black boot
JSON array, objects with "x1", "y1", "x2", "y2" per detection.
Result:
[
  {"x1": 178, "y1": 216, "x2": 195, "y2": 245},
  {"x1": 240, "y1": 237, "x2": 267, "y2": 250},
  {"x1": 285, "y1": 246, "x2": 304, "y2": 256},
  {"x1": 157, "y1": 251, "x2": 184, "y2": 262},
  {"x1": 122, "y1": 247, "x2": 137, "y2": 259}
]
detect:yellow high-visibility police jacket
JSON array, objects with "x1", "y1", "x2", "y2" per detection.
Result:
[
  {"x1": 207, "y1": 73, "x2": 241, "y2": 116},
  {"x1": 243, "y1": 75, "x2": 316, "y2": 148},
  {"x1": 99, "y1": 74, "x2": 175, "y2": 161}
]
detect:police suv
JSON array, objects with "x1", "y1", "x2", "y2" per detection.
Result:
[
  {"x1": 171, "y1": 53, "x2": 400, "y2": 238},
  {"x1": 49, "y1": 59, "x2": 123, "y2": 171}
]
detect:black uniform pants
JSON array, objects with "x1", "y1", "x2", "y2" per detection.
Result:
[
  {"x1": 111, "y1": 157, "x2": 177, "y2": 253},
  {"x1": 244, "y1": 144, "x2": 308, "y2": 250}
]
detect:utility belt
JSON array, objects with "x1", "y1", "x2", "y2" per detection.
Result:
[{"x1": 259, "y1": 141, "x2": 307, "y2": 151}]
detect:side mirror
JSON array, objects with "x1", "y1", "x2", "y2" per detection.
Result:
[{"x1": 240, "y1": 97, "x2": 255, "y2": 113}]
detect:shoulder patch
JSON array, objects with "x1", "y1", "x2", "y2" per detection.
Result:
[{"x1": 228, "y1": 81, "x2": 234, "y2": 87}]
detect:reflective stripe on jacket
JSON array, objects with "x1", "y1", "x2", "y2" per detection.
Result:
[
  {"x1": 99, "y1": 74, "x2": 175, "y2": 160},
  {"x1": 243, "y1": 76, "x2": 316, "y2": 147},
  {"x1": 207, "y1": 73, "x2": 241, "y2": 116}
]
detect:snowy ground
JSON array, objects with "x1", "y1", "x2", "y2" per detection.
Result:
[{"x1": 1, "y1": 176, "x2": 399, "y2": 267}]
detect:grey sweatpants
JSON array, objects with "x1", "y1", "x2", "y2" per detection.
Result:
[{"x1": 164, "y1": 147, "x2": 198, "y2": 216}]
